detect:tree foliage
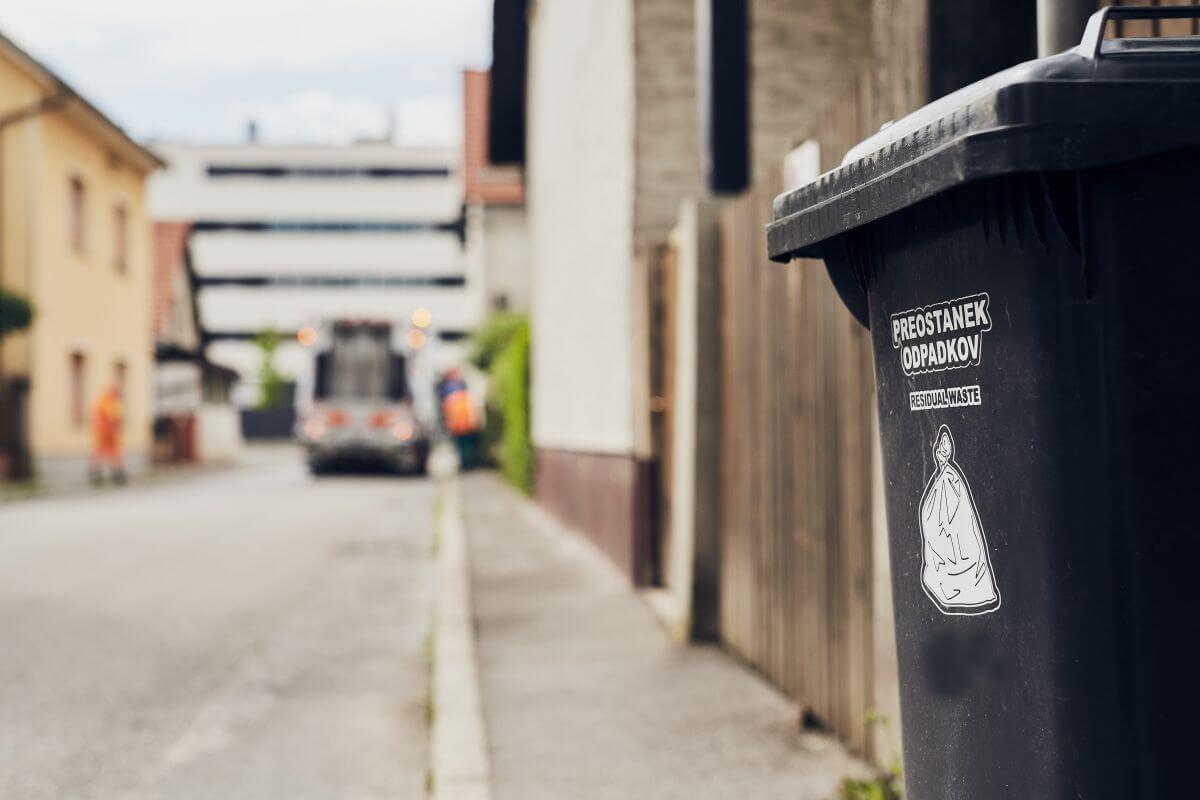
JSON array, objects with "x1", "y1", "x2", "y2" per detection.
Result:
[
  {"x1": 254, "y1": 327, "x2": 289, "y2": 410},
  {"x1": 0, "y1": 289, "x2": 34, "y2": 339}
]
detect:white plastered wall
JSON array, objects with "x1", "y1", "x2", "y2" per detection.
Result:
[{"x1": 527, "y1": 0, "x2": 637, "y2": 455}]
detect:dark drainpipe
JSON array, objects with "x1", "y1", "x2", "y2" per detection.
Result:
[{"x1": 696, "y1": 0, "x2": 749, "y2": 195}]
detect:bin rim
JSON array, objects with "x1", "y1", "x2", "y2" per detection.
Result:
[{"x1": 768, "y1": 5, "x2": 1200, "y2": 263}]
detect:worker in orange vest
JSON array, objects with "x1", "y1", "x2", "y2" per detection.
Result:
[
  {"x1": 440, "y1": 368, "x2": 480, "y2": 469},
  {"x1": 89, "y1": 384, "x2": 126, "y2": 485}
]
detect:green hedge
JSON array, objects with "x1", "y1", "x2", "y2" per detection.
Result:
[{"x1": 470, "y1": 313, "x2": 532, "y2": 493}]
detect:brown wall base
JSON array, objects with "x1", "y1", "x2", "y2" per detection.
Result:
[{"x1": 534, "y1": 448, "x2": 654, "y2": 584}]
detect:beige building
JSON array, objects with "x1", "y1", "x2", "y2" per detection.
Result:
[{"x1": 0, "y1": 31, "x2": 162, "y2": 484}]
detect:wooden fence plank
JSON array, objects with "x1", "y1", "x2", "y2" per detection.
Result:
[{"x1": 714, "y1": 123, "x2": 879, "y2": 755}]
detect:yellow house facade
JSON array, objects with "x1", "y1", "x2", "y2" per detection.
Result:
[{"x1": 0, "y1": 32, "x2": 162, "y2": 484}]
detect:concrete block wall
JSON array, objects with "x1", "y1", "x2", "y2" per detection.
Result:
[
  {"x1": 633, "y1": 0, "x2": 702, "y2": 253},
  {"x1": 631, "y1": 0, "x2": 875, "y2": 244},
  {"x1": 751, "y1": 0, "x2": 873, "y2": 182}
]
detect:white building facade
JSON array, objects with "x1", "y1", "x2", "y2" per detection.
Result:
[{"x1": 148, "y1": 143, "x2": 480, "y2": 412}]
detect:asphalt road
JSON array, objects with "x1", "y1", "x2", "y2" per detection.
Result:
[{"x1": 0, "y1": 446, "x2": 436, "y2": 800}]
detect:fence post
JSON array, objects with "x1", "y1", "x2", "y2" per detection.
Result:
[{"x1": 666, "y1": 197, "x2": 723, "y2": 641}]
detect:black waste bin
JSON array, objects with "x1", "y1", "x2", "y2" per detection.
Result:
[{"x1": 767, "y1": 7, "x2": 1200, "y2": 799}]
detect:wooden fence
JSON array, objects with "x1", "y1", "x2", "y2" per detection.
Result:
[
  {"x1": 717, "y1": 176, "x2": 880, "y2": 754},
  {"x1": 710, "y1": 68, "x2": 900, "y2": 756}
]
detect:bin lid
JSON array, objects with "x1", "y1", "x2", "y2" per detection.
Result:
[{"x1": 768, "y1": 6, "x2": 1200, "y2": 262}]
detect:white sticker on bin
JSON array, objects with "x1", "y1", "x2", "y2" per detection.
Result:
[
  {"x1": 891, "y1": 293, "x2": 992, "y2": 377},
  {"x1": 909, "y1": 385, "x2": 982, "y2": 411},
  {"x1": 919, "y1": 424, "x2": 1001, "y2": 616}
]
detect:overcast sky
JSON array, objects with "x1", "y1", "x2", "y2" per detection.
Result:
[{"x1": 0, "y1": 0, "x2": 492, "y2": 147}]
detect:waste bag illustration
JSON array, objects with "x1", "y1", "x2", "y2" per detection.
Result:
[{"x1": 919, "y1": 425, "x2": 1000, "y2": 615}]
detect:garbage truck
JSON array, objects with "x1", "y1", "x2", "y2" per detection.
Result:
[{"x1": 295, "y1": 320, "x2": 428, "y2": 475}]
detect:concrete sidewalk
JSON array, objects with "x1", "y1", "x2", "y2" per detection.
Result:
[{"x1": 461, "y1": 472, "x2": 868, "y2": 800}]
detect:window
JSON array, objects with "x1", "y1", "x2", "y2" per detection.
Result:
[
  {"x1": 70, "y1": 352, "x2": 86, "y2": 427},
  {"x1": 114, "y1": 204, "x2": 128, "y2": 273},
  {"x1": 69, "y1": 176, "x2": 86, "y2": 253}
]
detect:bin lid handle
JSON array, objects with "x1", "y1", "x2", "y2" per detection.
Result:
[{"x1": 1081, "y1": 4, "x2": 1200, "y2": 60}]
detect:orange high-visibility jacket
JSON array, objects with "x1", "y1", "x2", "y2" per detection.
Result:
[
  {"x1": 91, "y1": 390, "x2": 124, "y2": 456},
  {"x1": 442, "y1": 389, "x2": 478, "y2": 436}
]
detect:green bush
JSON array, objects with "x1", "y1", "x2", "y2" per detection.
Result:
[
  {"x1": 0, "y1": 289, "x2": 34, "y2": 339},
  {"x1": 835, "y1": 770, "x2": 903, "y2": 800},
  {"x1": 470, "y1": 314, "x2": 532, "y2": 493},
  {"x1": 254, "y1": 327, "x2": 289, "y2": 410},
  {"x1": 835, "y1": 712, "x2": 903, "y2": 800},
  {"x1": 469, "y1": 312, "x2": 526, "y2": 372},
  {"x1": 835, "y1": 753, "x2": 902, "y2": 800}
]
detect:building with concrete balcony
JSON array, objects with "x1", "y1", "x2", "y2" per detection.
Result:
[{"x1": 147, "y1": 142, "x2": 478, "y2": 422}]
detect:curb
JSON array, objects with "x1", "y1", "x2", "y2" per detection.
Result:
[{"x1": 430, "y1": 473, "x2": 492, "y2": 800}]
